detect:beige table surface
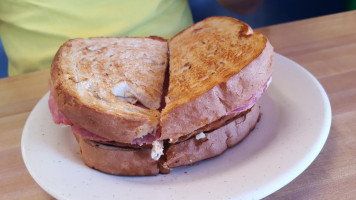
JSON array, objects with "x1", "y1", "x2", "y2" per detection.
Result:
[{"x1": 1, "y1": 11, "x2": 356, "y2": 200}]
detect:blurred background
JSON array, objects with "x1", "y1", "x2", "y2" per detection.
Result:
[{"x1": 0, "y1": 0, "x2": 354, "y2": 78}]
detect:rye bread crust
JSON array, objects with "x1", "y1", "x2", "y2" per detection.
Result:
[{"x1": 51, "y1": 37, "x2": 168, "y2": 143}]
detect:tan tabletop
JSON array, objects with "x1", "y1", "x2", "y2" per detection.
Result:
[{"x1": 1, "y1": 11, "x2": 356, "y2": 200}]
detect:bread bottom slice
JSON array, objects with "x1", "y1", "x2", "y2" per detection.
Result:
[
  {"x1": 164, "y1": 104, "x2": 260, "y2": 168},
  {"x1": 75, "y1": 133, "x2": 160, "y2": 176},
  {"x1": 74, "y1": 104, "x2": 260, "y2": 176}
]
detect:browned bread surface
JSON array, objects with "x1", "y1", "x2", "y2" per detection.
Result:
[
  {"x1": 164, "y1": 16, "x2": 267, "y2": 114},
  {"x1": 51, "y1": 37, "x2": 168, "y2": 143}
]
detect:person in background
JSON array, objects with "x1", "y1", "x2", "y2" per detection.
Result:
[
  {"x1": 0, "y1": 0, "x2": 262, "y2": 77},
  {"x1": 216, "y1": 0, "x2": 263, "y2": 14}
]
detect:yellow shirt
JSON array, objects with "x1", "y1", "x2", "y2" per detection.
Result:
[{"x1": 0, "y1": 0, "x2": 193, "y2": 76}]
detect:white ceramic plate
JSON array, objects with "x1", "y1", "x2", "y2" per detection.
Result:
[{"x1": 22, "y1": 54, "x2": 331, "y2": 200}]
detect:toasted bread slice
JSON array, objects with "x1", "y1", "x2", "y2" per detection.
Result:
[
  {"x1": 161, "y1": 17, "x2": 273, "y2": 141},
  {"x1": 51, "y1": 37, "x2": 168, "y2": 143}
]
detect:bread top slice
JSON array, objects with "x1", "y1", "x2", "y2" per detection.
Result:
[
  {"x1": 163, "y1": 17, "x2": 267, "y2": 114},
  {"x1": 160, "y1": 17, "x2": 273, "y2": 140},
  {"x1": 51, "y1": 37, "x2": 168, "y2": 143}
]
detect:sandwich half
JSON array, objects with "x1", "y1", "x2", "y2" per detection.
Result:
[
  {"x1": 50, "y1": 36, "x2": 168, "y2": 145},
  {"x1": 161, "y1": 16, "x2": 274, "y2": 143}
]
